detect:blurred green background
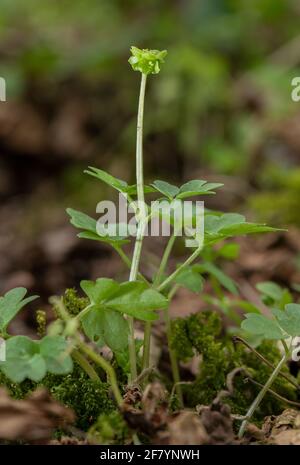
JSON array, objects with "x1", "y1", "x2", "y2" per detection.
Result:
[{"x1": 1, "y1": 0, "x2": 300, "y2": 302}]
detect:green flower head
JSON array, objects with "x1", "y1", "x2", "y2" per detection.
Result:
[{"x1": 128, "y1": 46, "x2": 167, "y2": 75}]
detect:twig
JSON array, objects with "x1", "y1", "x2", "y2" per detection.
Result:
[{"x1": 244, "y1": 377, "x2": 300, "y2": 409}]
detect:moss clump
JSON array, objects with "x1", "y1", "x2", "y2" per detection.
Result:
[
  {"x1": 169, "y1": 318, "x2": 194, "y2": 361},
  {"x1": 88, "y1": 411, "x2": 129, "y2": 445},
  {"x1": 36, "y1": 309, "x2": 47, "y2": 337},
  {"x1": 228, "y1": 341, "x2": 297, "y2": 419},
  {"x1": 62, "y1": 288, "x2": 89, "y2": 316},
  {"x1": 0, "y1": 363, "x2": 116, "y2": 432},
  {"x1": 0, "y1": 371, "x2": 35, "y2": 399},
  {"x1": 171, "y1": 311, "x2": 297, "y2": 421},
  {"x1": 42, "y1": 364, "x2": 115, "y2": 430}
]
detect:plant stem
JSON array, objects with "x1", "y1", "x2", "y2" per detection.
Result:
[
  {"x1": 76, "y1": 337, "x2": 123, "y2": 408},
  {"x1": 115, "y1": 246, "x2": 149, "y2": 284},
  {"x1": 158, "y1": 246, "x2": 202, "y2": 292},
  {"x1": 72, "y1": 349, "x2": 100, "y2": 383},
  {"x1": 238, "y1": 352, "x2": 289, "y2": 438},
  {"x1": 128, "y1": 72, "x2": 148, "y2": 382},
  {"x1": 245, "y1": 378, "x2": 300, "y2": 408},
  {"x1": 142, "y1": 235, "x2": 176, "y2": 372},
  {"x1": 154, "y1": 235, "x2": 176, "y2": 287}
]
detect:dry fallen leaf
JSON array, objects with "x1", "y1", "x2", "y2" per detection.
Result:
[
  {"x1": 0, "y1": 388, "x2": 75, "y2": 442},
  {"x1": 264, "y1": 409, "x2": 300, "y2": 445},
  {"x1": 157, "y1": 411, "x2": 209, "y2": 445}
]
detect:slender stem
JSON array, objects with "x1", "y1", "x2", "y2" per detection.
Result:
[
  {"x1": 158, "y1": 246, "x2": 202, "y2": 292},
  {"x1": 245, "y1": 378, "x2": 300, "y2": 408},
  {"x1": 76, "y1": 337, "x2": 123, "y2": 407},
  {"x1": 238, "y1": 352, "x2": 289, "y2": 438},
  {"x1": 154, "y1": 235, "x2": 176, "y2": 287},
  {"x1": 141, "y1": 322, "x2": 152, "y2": 372},
  {"x1": 142, "y1": 235, "x2": 176, "y2": 372},
  {"x1": 128, "y1": 72, "x2": 148, "y2": 382},
  {"x1": 115, "y1": 246, "x2": 149, "y2": 284},
  {"x1": 72, "y1": 349, "x2": 100, "y2": 383}
]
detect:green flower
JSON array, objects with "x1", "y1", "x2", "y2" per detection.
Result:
[{"x1": 128, "y1": 46, "x2": 167, "y2": 75}]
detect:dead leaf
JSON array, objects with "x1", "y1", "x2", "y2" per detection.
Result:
[
  {"x1": 199, "y1": 402, "x2": 235, "y2": 444},
  {"x1": 157, "y1": 411, "x2": 210, "y2": 445},
  {"x1": 0, "y1": 388, "x2": 75, "y2": 442}
]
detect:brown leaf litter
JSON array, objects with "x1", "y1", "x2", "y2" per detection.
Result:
[{"x1": 0, "y1": 387, "x2": 75, "y2": 442}]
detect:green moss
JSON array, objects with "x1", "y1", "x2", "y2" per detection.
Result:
[
  {"x1": 36, "y1": 309, "x2": 47, "y2": 337},
  {"x1": 62, "y1": 288, "x2": 89, "y2": 316},
  {"x1": 171, "y1": 311, "x2": 297, "y2": 421},
  {"x1": 0, "y1": 371, "x2": 35, "y2": 399},
  {"x1": 170, "y1": 318, "x2": 193, "y2": 361},
  {"x1": 42, "y1": 364, "x2": 115, "y2": 430},
  {"x1": 0, "y1": 363, "x2": 116, "y2": 431},
  {"x1": 89, "y1": 411, "x2": 129, "y2": 445}
]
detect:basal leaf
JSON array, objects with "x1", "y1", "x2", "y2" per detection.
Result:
[
  {"x1": 241, "y1": 314, "x2": 285, "y2": 340},
  {"x1": 0, "y1": 336, "x2": 46, "y2": 383},
  {"x1": 273, "y1": 304, "x2": 300, "y2": 337},
  {"x1": 0, "y1": 288, "x2": 38, "y2": 331},
  {"x1": 81, "y1": 307, "x2": 106, "y2": 347},
  {"x1": 81, "y1": 306, "x2": 129, "y2": 351},
  {"x1": 39, "y1": 336, "x2": 73, "y2": 375}
]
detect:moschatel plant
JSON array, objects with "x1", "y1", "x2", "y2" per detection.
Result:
[{"x1": 0, "y1": 47, "x2": 290, "y2": 440}]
